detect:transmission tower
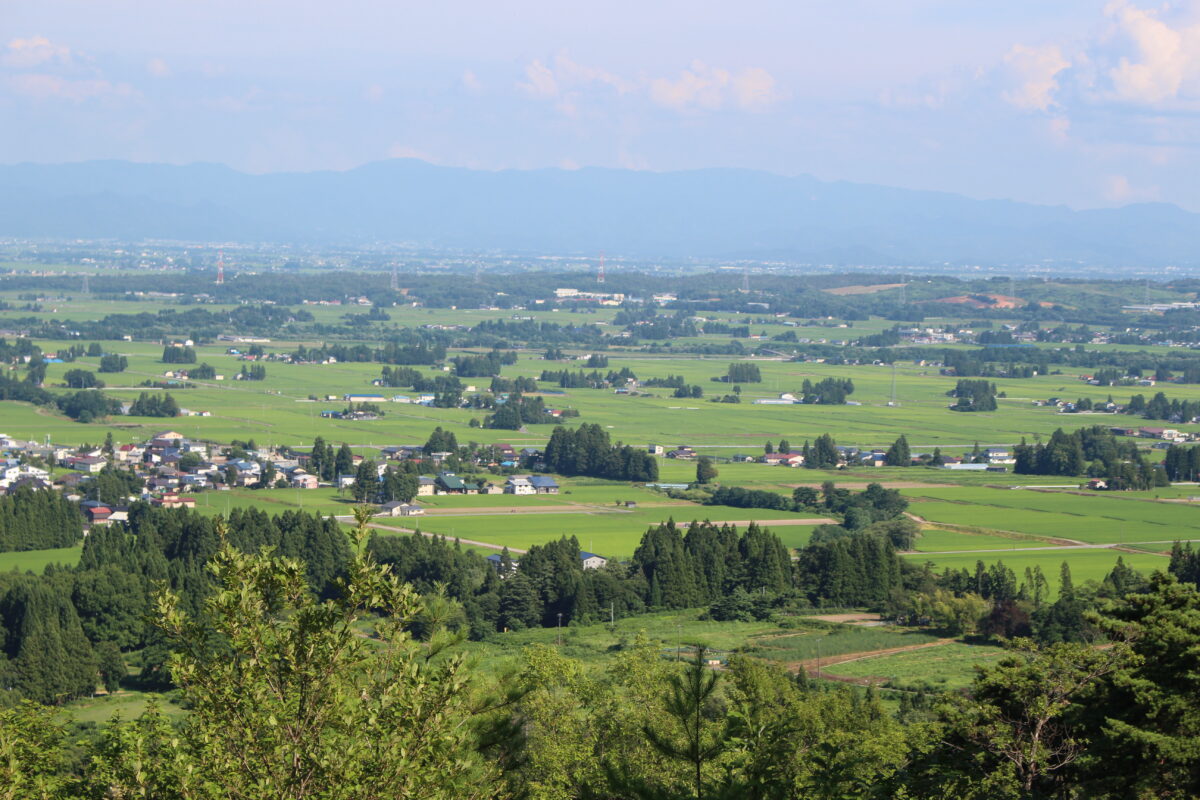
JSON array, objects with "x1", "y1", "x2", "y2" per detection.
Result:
[
  {"x1": 888, "y1": 362, "x2": 900, "y2": 407},
  {"x1": 742, "y1": 269, "x2": 749, "y2": 293},
  {"x1": 390, "y1": 263, "x2": 399, "y2": 291},
  {"x1": 81, "y1": 274, "x2": 90, "y2": 294},
  {"x1": 216, "y1": 249, "x2": 225, "y2": 285},
  {"x1": 597, "y1": 252, "x2": 606, "y2": 284}
]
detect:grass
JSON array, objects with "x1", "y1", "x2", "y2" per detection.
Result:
[
  {"x1": 66, "y1": 690, "x2": 184, "y2": 726},
  {"x1": 911, "y1": 528, "x2": 1033, "y2": 552},
  {"x1": 821, "y1": 641, "x2": 1007, "y2": 690},
  {"x1": 744, "y1": 625, "x2": 942, "y2": 663},
  {"x1": 0, "y1": 545, "x2": 82, "y2": 573},
  {"x1": 381, "y1": 506, "x2": 820, "y2": 556},
  {"x1": 903, "y1": 487, "x2": 1200, "y2": 544},
  {"x1": 903, "y1": 548, "x2": 1170, "y2": 592}
]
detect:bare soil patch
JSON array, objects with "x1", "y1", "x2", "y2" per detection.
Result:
[{"x1": 823, "y1": 283, "x2": 906, "y2": 296}]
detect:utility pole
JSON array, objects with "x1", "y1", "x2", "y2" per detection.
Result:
[
  {"x1": 557, "y1": 612, "x2": 563, "y2": 646},
  {"x1": 889, "y1": 362, "x2": 899, "y2": 407}
]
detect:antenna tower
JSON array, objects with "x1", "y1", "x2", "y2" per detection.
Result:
[
  {"x1": 216, "y1": 250, "x2": 225, "y2": 285},
  {"x1": 390, "y1": 263, "x2": 399, "y2": 291},
  {"x1": 597, "y1": 252, "x2": 605, "y2": 284},
  {"x1": 742, "y1": 269, "x2": 749, "y2": 293},
  {"x1": 81, "y1": 274, "x2": 90, "y2": 294}
]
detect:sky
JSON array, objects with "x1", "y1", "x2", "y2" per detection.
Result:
[{"x1": 4, "y1": 0, "x2": 1200, "y2": 209}]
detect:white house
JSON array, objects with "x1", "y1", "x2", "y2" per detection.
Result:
[
  {"x1": 505, "y1": 476, "x2": 535, "y2": 495},
  {"x1": 580, "y1": 551, "x2": 608, "y2": 570}
]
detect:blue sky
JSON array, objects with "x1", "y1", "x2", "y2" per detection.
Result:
[{"x1": 5, "y1": 0, "x2": 1200, "y2": 209}]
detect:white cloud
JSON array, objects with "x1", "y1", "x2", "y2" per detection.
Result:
[
  {"x1": 1003, "y1": 44, "x2": 1070, "y2": 111},
  {"x1": 518, "y1": 52, "x2": 777, "y2": 115},
  {"x1": 3, "y1": 36, "x2": 71, "y2": 69},
  {"x1": 1105, "y1": 0, "x2": 1200, "y2": 105},
  {"x1": 649, "y1": 60, "x2": 781, "y2": 111},
  {"x1": 7, "y1": 73, "x2": 135, "y2": 102},
  {"x1": 1103, "y1": 172, "x2": 1161, "y2": 202},
  {"x1": 146, "y1": 57, "x2": 171, "y2": 78},
  {"x1": 387, "y1": 144, "x2": 433, "y2": 161}
]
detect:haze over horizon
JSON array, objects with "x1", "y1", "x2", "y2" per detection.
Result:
[{"x1": 7, "y1": 1, "x2": 1200, "y2": 211}]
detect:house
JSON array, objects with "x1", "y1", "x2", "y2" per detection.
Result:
[
  {"x1": 153, "y1": 493, "x2": 197, "y2": 509},
  {"x1": 648, "y1": 444, "x2": 665, "y2": 456},
  {"x1": 83, "y1": 505, "x2": 112, "y2": 524},
  {"x1": 436, "y1": 472, "x2": 469, "y2": 494},
  {"x1": 529, "y1": 475, "x2": 559, "y2": 494},
  {"x1": 478, "y1": 482, "x2": 503, "y2": 495},
  {"x1": 580, "y1": 551, "x2": 608, "y2": 570},
  {"x1": 290, "y1": 472, "x2": 319, "y2": 490},
  {"x1": 666, "y1": 446, "x2": 696, "y2": 460},
  {"x1": 344, "y1": 393, "x2": 385, "y2": 403},
  {"x1": 65, "y1": 456, "x2": 106, "y2": 473},
  {"x1": 4, "y1": 476, "x2": 50, "y2": 494},
  {"x1": 379, "y1": 501, "x2": 424, "y2": 517},
  {"x1": 505, "y1": 476, "x2": 534, "y2": 494},
  {"x1": 485, "y1": 553, "x2": 520, "y2": 573},
  {"x1": 1140, "y1": 427, "x2": 1182, "y2": 441},
  {"x1": 416, "y1": 477, "x2": 436, "y2": 496},
  {"x1": 762, "y1": 452, "x2": 790, "y2": 465}
]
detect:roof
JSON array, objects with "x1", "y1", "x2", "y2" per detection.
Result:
[
  {"x1": 437, "y1": 473, "x2": 467, "y2": 490},
  {"x1": 528, "y1": 475, "x2": 558, "y2": 487},
  {"x1": 580, "y1": 551, "x2": 605, "y2": 560}
]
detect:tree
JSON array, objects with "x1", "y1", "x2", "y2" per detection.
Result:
[
  {"x1": 792, "y1": 486, "x2": 819, "y2": 509},
  {"x1": 934, "y1": 640, "x2": 1128, "y2": 797},
  {"x1": 695, "y1": 457, "x2": 718, "y2": 485},
  {"x1": 778, "y1": 439, "x2": 790, "y2": 454},
  {"x1": 64, "y1": 369, "x2": 103, "y2": 389},
  {"x1": 609, "y1": 647, "x2": 730, "y2": 799},
  {"x1": 1083, "y1": 574, "x2": 1200, "y2": 797},
  {"x1": 143, "y1": 509, "x2": 509, "y2": 799},
  {"x1": 95, "y1": 640, "x2": 126, "y2": 693},
  {"x1": 334, "y1": 442, "x2": 354, "y2": 478},
  {"x1": 807, "y1": 434, "x2": 838, "y2": 470},
  {"x1": 884, "y1": 434, "x2": 911, "y2": 467},
  {"x1": 352, "y1": 459, "x2": 378, "y2": 502}
]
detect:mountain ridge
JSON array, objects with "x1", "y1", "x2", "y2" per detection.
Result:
[{"x1": 1, "y1": 158, "x2": 1195, "y2": 266}]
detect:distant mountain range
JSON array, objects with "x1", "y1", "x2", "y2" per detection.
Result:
[{"x1": 1, "y1": 159, "x2": 1198, "y2": 266}]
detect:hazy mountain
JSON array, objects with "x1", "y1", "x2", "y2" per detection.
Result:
[{"x1": 1, "y1": 159, "x2": 1197, "y2": 266}]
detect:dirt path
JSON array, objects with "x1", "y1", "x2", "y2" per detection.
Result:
[
  {"x1": 679, "y1": 518, "x2": 837, "y2": 527},
  {"x1": 903, "y1": 512, "x2": 1086, "y2": 547},
  {"x1": 804, "y1": 613, "x2": 883, "y2": 625},
  {"x1": 348, "y1": 520, "x2": 529, "y2": 554},
  {"x1": 791, "y1": 638, "x2": 956, "y2": 678}
]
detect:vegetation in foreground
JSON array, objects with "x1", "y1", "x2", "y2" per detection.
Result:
[{"x1": 2, "y1": 509, "x2": 1200, "y2": 799}]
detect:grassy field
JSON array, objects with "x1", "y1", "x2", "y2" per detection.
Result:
[
  {"x1": 0, "y1": 545, "x2": 82, "y2": 573},
  {"x1": 821, "y1": 641, "x2": 1008, "y2": 690},
  {"x1": 903, "y1": 486, "x2": 1200, "y2": 545},
  {"x1": 904, "y1": 548, "x2": 1170, "y2": 591},
  {"x1": 382, "y1": 505, "x2": 821, "y2": 556},
  {"x1": 911, "y1": 528, "x2": 1034, "y2": 552},
  {"x1": 7, "y1": 326, "x2": 1199, "y2": 453}
]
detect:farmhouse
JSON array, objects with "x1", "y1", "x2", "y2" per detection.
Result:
[
  {"x1": 580, "y1": 551, "x2": 608, "y2": 570},
  {"x1": 379, "y1": 501, "x2": 424, "y2": 517},
  {"x1": 505, "y1": 476, "x2": 534, "y2": 495},
  {"x1": 529, "y1": 475, "x2": 559, "y2": 494}
]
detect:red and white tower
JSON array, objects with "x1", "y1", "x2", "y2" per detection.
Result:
[
  {"x1": 216, "y1": 250, "x2": 225, "y2": 285},
  {"x1": 597, "y1": 252, "x2": 605, "y2": 284}
]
